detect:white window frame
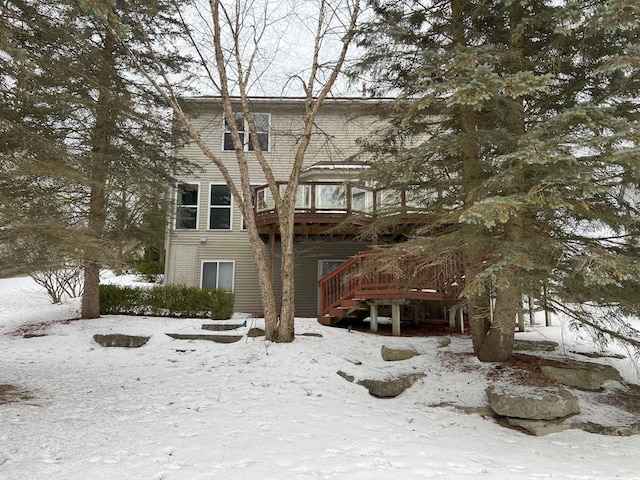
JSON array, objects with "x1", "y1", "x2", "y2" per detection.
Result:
[
  {"x1": 175, "y1": 182, "x2": 200, "y2": 230},
  {"x1": 208, "y1": 183, "x2": 233, "y2": 231},
  {"x1": 201, "y1": 260, "x2": 235, "y2": 291},
  {"x1": 223, "y1": 112, "x2": 271, "y2": 152}
]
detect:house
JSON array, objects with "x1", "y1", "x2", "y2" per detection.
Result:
[{"x1": 163, "y1": 96, "x2": 464, "y2": 334}]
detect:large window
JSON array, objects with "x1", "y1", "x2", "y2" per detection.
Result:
[
  {"x1": 202, "y1": 261, "x2": 234, "y2": 290},
  {"x1": 176, "y1": 183, "x2": 199, "y2": 229},
  {"x1": 209, "y1": 184, "x2": 232, "y2": 230},
  {"x1": 223, "y1": 113, "x2": 270, "y2": 152}
]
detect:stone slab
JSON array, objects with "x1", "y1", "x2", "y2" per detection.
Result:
[
  {"x1": 486, "y1": 384, "x2": 580, "y2": 420},
  {"x1": 93, "y1": 334, "x2": 150, "y2": 348},
  {"x1": 540, "y1": 360, "x2": 622, "y2": 390},
  {"x1": 166, "y1": 333, "x2": 242, "y2": 343},
  {"x1": 202, "y1": 323, "x2": 245, "y2": 331}
]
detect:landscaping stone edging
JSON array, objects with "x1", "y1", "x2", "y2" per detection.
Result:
[
  {"x1": 338, "y1": 370, "x2": 426, "y2": 398},
  {"x1": 93, "y1": 334, "x2": 150, "y2": 348},
  {"x1": 539, "y1": 359, "x2": 622, "y2": 390},
  {"x1": 486, "y1": 384, "x2": 580, "y2": 420}
]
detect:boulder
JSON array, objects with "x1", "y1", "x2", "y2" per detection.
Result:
[
  {"x1": 437, "y1": 337, "x2": 451, "y2": 348},
  {"x1": 336, "y1": 371, "x2": 425, "y2": 398},
  {"x1": 540, "y1": 359, "x2": 622, "y2": 390},
  {"x1": 358, "y1": 373, "x2": 426, "y2": 398},
  {"x1": 93, "y1": 334, "x2": 149, "y2": 348},
  {"x1": 381, "y1": 345, "x2": 420, "y2": 361},
  {"x1": 486, "y1": 385, "x2": 580, "y2": 420}
]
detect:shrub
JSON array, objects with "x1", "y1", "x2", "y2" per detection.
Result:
[
  {"x1": 99, "y1": 284, "x2": 144, "y2": 315},
  {"x1": 210, "y1": 288, "x2": 235, "y2": 320},
  {"x1": 99, "y1": 284, "x2": 234, "y2": 319}
]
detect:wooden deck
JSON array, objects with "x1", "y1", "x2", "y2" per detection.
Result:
[
  {"x1": 253, "y1": 181, "x2": 435, "y2": 240},
  {"x1": 317, "y1": 250, "x2": 465, "y2": 336}
]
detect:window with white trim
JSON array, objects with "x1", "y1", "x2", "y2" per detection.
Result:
[
  {"x1": 202, "y1": 261, "x2": 234, "y2": 290},
  {"x1": 209, "y1": 184, "x2": 232, "y2": 230},
  {"x1": 175, "y1": 183, "x2": 199, "y2": 229},
  {"x1": 223, "y1": 113, "x2": 270, "y2": 151}
]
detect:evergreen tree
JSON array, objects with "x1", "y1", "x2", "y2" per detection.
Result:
[
  {"x1": 356, "y1": 0, "x2": 640, "y2": 360},
  {"x1": 0, "y1": 0, "x2": 192, "y2": 315}
]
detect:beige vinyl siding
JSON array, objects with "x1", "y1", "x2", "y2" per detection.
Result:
[{"x1": 166, "y1": 98, "x2": 386, "y2": 316}]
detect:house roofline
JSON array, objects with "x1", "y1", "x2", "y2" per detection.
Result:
[{"x1": 181, "y1": 95, "x2": 395, "y2": 105}]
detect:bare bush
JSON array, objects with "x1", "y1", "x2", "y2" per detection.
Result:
[{"x1": 30, "y1": 265, "x2": 84, "y2": 304}]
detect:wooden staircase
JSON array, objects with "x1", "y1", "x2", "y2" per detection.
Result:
[{"x1": 317, "y1": 250, "x2": 463, "y2": 326}]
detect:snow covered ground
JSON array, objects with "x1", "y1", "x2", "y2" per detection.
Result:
[{"x1": 1, "y1": 275, "x2": 639, "y2": 480}]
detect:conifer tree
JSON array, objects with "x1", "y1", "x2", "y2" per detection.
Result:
[
  {"x1": 356, "y1": 0, "x2": 640, "y2": 360},
  {"x1": 0, "y1": 1, "x2": 192, "y2": 315}
]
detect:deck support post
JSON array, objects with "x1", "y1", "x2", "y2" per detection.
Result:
[
  {"x1": 370, "y1": 304, "x2": 378, "y2": 332},
  {"x1": 448, "y1": 304, "x2": 465, "y2": 333},
  {"x1": 412, "y1": 306, "x2": 420, "y2": 326},
  {"x1": 528, "y1": 295, "x2": 536, "y2": 325},
  {"x1": 517, "y1": 298, "x2": 525, "y2": 332},
  {"x1": 392, "y1": 304, "x2": 401, "y2": 336},
  {"x1": 543, "y1": 284, "x2": 552, "y2": 326}
]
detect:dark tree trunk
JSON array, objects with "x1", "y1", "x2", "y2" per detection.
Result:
[{"x1": 81, "y1": 33, "x2": 114, "y2": 319}]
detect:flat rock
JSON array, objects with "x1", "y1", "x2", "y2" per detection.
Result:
[
  {"x1": 486, "y1": 385, "x2": 580, "y2": 420},
  {"x1": 337, "y1": 370, "x2": 355, "y2": 383},
  {"x1": 381, "y1": 345, "x2": 420, "y2": 361},
  {"x1": 202, "y1": 323, "x2": 245, "y2": 331},
  {"x1": 166, "y1": 333, "x2": 242, "y2": 343},
  {"x1": 506, "y1": 418, "x2": 572, "y2": 436},
  {"x1": 247, "y1": 327, "x2": 265, "y2": 338},
  {"x1": 571, "y1": 421, "x2": 640, "y2": 437},
  {"x1": 540, "y1": 359, "x2": 622, "y2": 390},
  {"x1": 93, "y1": 334, "x2": 150, "y2": 348},
  {"x1": 513, "y1": 340, "x2": 558, "y2": 352},
  {"x1": 571, "y1": 350, "x2": 625, "y2": 360}
]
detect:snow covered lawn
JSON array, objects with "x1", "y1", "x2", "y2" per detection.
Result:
[{"x1": 1, "y1": 276, "x2": 639, "y2": 479}]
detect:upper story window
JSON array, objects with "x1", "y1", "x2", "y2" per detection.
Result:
[
  {"x1": 209, "y1": 184, "x2": 232, "y2": 230},
  {"x1": 223, "y1": 113, "x2": 270, "y2": 152},
  {"x1": 176, "y1": 183, "x2": 199, "y2": 229}
]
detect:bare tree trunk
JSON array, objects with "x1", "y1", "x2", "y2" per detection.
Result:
[
  {"x1": 109, "y1": 0, "x2": 360, "y2": 342},
  {"x1": 276, "y1": 212, "x2": 296, "y2": 342}
]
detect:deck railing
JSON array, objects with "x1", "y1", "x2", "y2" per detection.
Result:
[
  {"x1": 318, "y1": 250, "x2": 464, "y2": 316},
  {"x1": 254, "y1": 181, "x2": 422, "y2": 217}
]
